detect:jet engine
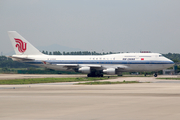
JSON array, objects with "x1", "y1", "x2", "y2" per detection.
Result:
[
  {"x1": 78, "y1": 67, "x2": 91, "y2": 74},
  {"x1": 103, "y1": 68, "x2": 116, "y2": 75}
]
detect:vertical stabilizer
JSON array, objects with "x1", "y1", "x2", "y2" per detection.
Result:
[{"x1": 8, "y1": 31, "x2": 43, "y2": 55}]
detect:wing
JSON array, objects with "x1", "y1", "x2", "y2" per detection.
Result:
[
  {"x1": 116, "y1": 65, "x2": 128, "y2": 70},
  {"x1": 42, "y1": 61, "x2": 128, "y2": 73}
]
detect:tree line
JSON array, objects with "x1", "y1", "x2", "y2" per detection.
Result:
[
  {"x1": 42, "y1": 51, "x2": 180, "y2": 63},
  {"x1": 163, "y1": 53, "x2": 180, "y2": 63}
]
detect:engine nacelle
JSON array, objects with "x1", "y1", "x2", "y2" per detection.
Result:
[
  {"x1": 78, "y1": 67, "x2": 91, "y2": 74},
  {"x1": 103, "y1": 68, "x2": 116, "y2": 75}
]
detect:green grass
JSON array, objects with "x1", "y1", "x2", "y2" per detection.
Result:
[
  {"x1": 77, "y1": 81, "x2": 140, "y2": 85},
  {"x1": 0, "y1": 77, "x2": 114, "y2": 85},
  {"x1": 123, "y1": 75, "x2": 152, "y2": 77},
  {"x1": 157, "y1": 78, "x2": 180, "y2": 80}
]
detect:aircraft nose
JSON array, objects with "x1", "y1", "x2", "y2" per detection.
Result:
[
  {"x1": 170, "y1": 59, "x2": 175, "y2": 64},
  {"x1": 164, "y1": 59, "x2": 174, "y2": 69},
  {"x1": 168, "y1": 60, "x2": 175, "y2": 68}
]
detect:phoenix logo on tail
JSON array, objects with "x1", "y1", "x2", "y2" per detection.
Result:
[{"x1": 14, "y1": 38, "x2": 27, "y2": 53}]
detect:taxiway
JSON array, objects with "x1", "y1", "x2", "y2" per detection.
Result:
[{"x1": 0, "y1": 74, "x2": 180, "y2": 120}]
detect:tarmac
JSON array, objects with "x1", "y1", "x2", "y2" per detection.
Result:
[
  {"x1": 0, "y1": 74, "x2": 87, "y2": 80},
  {"x1": 0, "y1": 74, "x2": 180, "y2": 120}
]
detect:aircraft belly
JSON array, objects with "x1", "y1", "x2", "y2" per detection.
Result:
[{"x1": 125, "y1": 64, "x2": 170, "y2": 72}]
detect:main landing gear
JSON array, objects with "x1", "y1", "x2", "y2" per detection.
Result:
[{"x1": 87, "y1": 73, "x2": 103, "y2": 77}]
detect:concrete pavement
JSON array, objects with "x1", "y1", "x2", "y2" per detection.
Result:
[{"x1": 0, "y1": 75, "x2": 180, "y2": 120}]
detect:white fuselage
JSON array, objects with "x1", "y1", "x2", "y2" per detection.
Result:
[
  {"x1": 12, "y1": 53, "x2": 174, "y2": 73},
  {"x1": 8, "y1": 31, "x2": 174, "y2": 76}
]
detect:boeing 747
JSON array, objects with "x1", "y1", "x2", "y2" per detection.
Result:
[{"x1": 7, "y1": 31, "x2": 174, "y2": 77}]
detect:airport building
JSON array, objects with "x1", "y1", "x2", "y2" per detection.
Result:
[{"x1": 163, "y1": 65, "x2": 177, "y2": 75}]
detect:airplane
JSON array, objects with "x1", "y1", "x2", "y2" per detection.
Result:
[{"x1": 7, "y1": 31, "x2": 174, "y2": 77}]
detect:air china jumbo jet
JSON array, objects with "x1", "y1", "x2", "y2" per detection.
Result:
[{"x1": 7, "y1": 31, "x2": 174, "y2": 77}]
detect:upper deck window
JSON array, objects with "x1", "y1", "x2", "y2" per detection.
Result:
[
  {"x1": 139, "y1": 56, "x2": 151, "y2": 57},
  {"x1": 125, "y1": 56, "x2": 135, "y2": 57}
]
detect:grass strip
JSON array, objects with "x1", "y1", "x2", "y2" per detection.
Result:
[
  {"x1": 123, "y1": 75, "x2": 152, "y2": 77},
  {"x1": 157, "y1": 78, "x2": 180, "y2": 80},
  {"x1": 77, "y1": 81, "x2": 140, "y2": 85},
  {"x1": 0, "y1": 77, "x2": 113, "y2": 85}
]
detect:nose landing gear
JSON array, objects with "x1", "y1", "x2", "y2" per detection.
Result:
[{"x1": 154, "y1": 73, "x2": 158, "y2": 77}]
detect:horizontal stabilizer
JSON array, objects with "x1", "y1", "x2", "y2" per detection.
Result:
[{"x1": 7, "y1": 56, "x2": 35, "y2": 61}]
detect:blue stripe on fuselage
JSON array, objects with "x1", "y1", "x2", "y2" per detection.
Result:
[{"x1": 23, "y1": 60, "x2": 174, "y2": 65}]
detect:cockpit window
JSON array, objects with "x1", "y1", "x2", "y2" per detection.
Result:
[{"x1": 159, "y1": 55, "x2": 163, "y2": 57}]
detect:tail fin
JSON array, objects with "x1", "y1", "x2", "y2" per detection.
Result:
[{"x1": 8, "y1": 31, "x2": 43, "y2": 55}]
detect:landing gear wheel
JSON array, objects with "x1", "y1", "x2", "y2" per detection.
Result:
[
  {"x1": 154, "y1": 73, "x2": 158, "y2": 77},
  {"x1": 144, "y1": 73, "x2": 147, "y2": 77},
  {"x1": 87, "y1": 73, "x2": 95, "y2": 77},
  {"x1": 87, "y1": 74, "x2": 91, "y2": 77},
  {"x1": 87, "y1": 73, "x2": 103, "y2": 77}
]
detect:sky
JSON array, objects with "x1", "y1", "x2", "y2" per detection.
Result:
[{"x1": 0, "y1": 0, "x2": 180, "y2": 55}]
